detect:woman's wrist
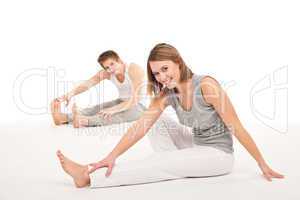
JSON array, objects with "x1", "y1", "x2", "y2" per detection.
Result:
[
  {"x1": 107, "y1": 151, "x2": 119, "y2": 160},
  {"x1": 257, "y1": 158, "x2": 267, "y2": 167}
]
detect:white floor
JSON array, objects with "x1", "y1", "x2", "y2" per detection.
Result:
[{"x1": 0, "y1": 115, "x2": 299, "y2": 200}]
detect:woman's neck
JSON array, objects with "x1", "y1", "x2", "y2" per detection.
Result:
[{"x1": 175, "y1": 78, "x2": 193, "y2": 95}]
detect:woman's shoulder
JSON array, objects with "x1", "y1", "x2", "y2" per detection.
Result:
[
  {"x1": 153, "y1": 88, "x2": 177, "y2": 108},
  {"x1": 198, "y1": 75, "x2": 222, "y2": 105},
  {"x1": 199, "y1": 75, "x2": 221, "y2": 91}
]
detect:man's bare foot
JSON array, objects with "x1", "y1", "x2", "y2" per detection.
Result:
[
  {"x1": 56, "y1": 150, "x2": 90, "y2": 188},
  {"x1": 72, "y1": 104, "x2": 88, "y2": 128},
  {"x1": 51, "y1": 99, "x2": 68, "y2": 125}
]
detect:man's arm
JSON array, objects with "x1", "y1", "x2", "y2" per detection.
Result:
[
  {"x1": 103, "y1": 63, "x2": 144, "y2": 113},
  {"x1": 67, "y1": 70, "x2": 110, "y2": 98}
]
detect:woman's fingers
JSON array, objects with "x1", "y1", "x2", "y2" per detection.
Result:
[
  {"x1": 270, "y1": 170, "x2": 285, "y2": 178},
  {"x1": 88, "y1": 167, "x2": 97, "y2": 174},
  {"x1": 259, "y1": 163, "x2": 284, "y2": 181},
  {"x1": 88, "y1": 164, "x2": 97, "y2": 173},
  {"x1": 105, "y1": 163, "x2": 114, "y2": 177},
  {"x1": 263, "y1": 173, "x2": 272, "y2": 181},
  {"x1": 262, "y1": 170, "x2": 285, "y2": 181},
  {"x1": 88, "y1": 160, "x2": 115, "y2": 177},
  {"x1": 88, "y1": 162, "x2": 105, "y2": 173},
  {"x1": 89, "y1": 163, "x2": 98, "y2": 167}
]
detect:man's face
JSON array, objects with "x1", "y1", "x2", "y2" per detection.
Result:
[{"x1": 102, "y1": 58, "x2": 123, "y2": 74}]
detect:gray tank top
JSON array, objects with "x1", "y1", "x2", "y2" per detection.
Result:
[{"x1": 166, "y1": 74, "x2": 234, "y2": 153}]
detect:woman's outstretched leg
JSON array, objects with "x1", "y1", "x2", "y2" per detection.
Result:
[
  {"x1": 147, "y1": 114, "x2": 193, "y2": 152},
  {"x1": 56, "y1": 144, "x2": 233, "y2": 188},
  {"x1": 89, "y1": 146, "x2": 234, "y2": 188},
  {"x1": 50, "y1": 99, "x2": 68, "y2": 125},
  {"x1": 56, "y1": 150, "x2": 90, "y2": 188},
  {"x1": 87, "y1": 115, "x2": 233, "y2": 188}
]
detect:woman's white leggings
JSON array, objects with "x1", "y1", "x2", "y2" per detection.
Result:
[{"x1": 89, "y1": 115, "x2": 234, "y2": 188}]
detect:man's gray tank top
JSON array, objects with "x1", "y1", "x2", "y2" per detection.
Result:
[
  {"x1": 166, "y1": 74, "x2": 234, "y2": 154},
  {"x1": 109, "y1": 64, "x2": 149, "y2": 107}
]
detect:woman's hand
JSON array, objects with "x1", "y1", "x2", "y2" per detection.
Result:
[
  {"x1": 88, "y1": 155, "x2": 116, "y2": 177},
  {"x1": 258, "y1": 162, "x2": 284, "y2": 181}
]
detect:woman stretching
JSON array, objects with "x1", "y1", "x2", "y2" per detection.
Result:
[
  {"x1": 51, "y1": 50, "x2": 146, "y2": 128},
  {"x1": 56, "y1": 43, "x2": 284, "y2": 188}
]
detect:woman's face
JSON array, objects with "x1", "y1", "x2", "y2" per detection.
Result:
[
  {"x1": 102, "y1": 58, "x2": 123, "y2": 74},
  {"x1": 149, "y1": 60, "x2": 180, "y2": 89}
]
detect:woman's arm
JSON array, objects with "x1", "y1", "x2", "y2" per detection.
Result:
[
  {"x1": 88, "y1": 95, "x2": 168, "y2": 176},
  {"x1": 200, "y1": 76, "x2": 284, "y2": 181},
  {"x1": 109, "y1": 98, "x2": 164, "y2": 158},
  {"x1": 100, "y1": 63, "x2": 145, "y2": 114}
]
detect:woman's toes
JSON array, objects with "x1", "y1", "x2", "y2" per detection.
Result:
[{"x1": 56, "y1": 150, "x2": 65, "y2": 160}]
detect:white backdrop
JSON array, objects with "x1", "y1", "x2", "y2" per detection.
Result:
[
  {"x1": 0, "y1": 0, "x2": 299, "y2": 131},
  {"x1": 0, "y1": 1, "x2": 300, "y2": 199}
]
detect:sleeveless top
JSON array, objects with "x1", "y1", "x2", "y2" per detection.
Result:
[
  {"x1": 109, "y1": 65, "x2": 148, "y2": 106},
  {"x1": 166, "y1": 74, "x2": 234, "y2": 153}
]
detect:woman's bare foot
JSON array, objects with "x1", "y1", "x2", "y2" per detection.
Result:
[
  {"x1": 56, "y1": 150, "x2": 90, "y2": 188},
  {"x1": 50, "y1": 99, "x2": 68, "y2": 125},
  {"x1": 72, "y1": 104, "x2": 88, "y2": 128}
]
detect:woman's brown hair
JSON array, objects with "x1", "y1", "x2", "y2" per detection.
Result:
[{"x1": 147, "y1": 43, "x2": 193, "y2": 95}]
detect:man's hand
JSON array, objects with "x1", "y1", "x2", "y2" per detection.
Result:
[
  {"x1": 57, "y1": 93, "x2": 72, "y2": 106},
  {"x1": 97, "y1": 109, "x2": 117, "y2": 121}
]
